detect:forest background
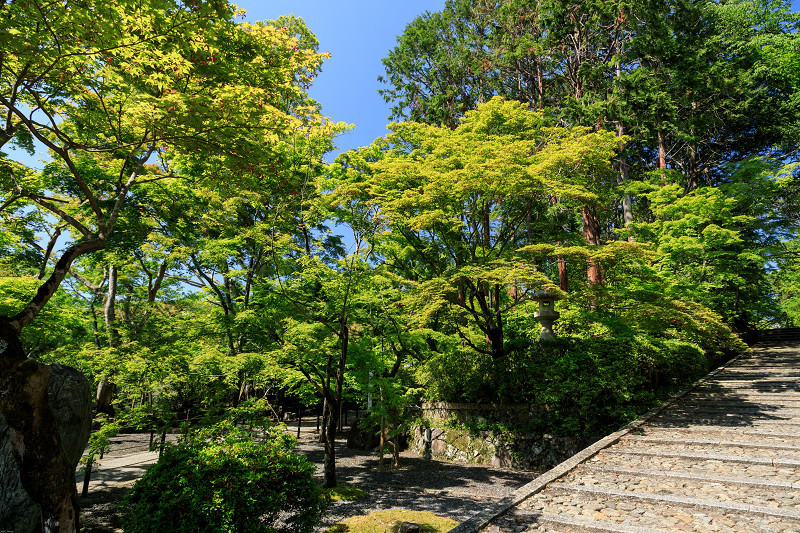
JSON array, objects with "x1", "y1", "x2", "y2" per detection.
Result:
[{"x1": 1, "y1": 0, "x2": 800, "y2": 528}]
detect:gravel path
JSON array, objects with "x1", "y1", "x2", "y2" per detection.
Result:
[{"x1": 77, "y1": 423, "x2": 537, "y2": 532}]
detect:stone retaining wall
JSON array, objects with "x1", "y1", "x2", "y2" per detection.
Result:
[
  {"x1": 419, "y1": 402, "x2": 545, "y2": 426},
  {"x1": 408, "y1": 426, "x2": 585, "y2": 471}
]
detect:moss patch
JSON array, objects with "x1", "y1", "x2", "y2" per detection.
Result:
[
  {"x1": 324, "y1": 485, "x2": 369, "y2": 502},
  {"x1": 324, "y1": 510, "x2": 458, "y2": 533}
]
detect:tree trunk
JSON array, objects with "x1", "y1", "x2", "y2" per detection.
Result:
[
  {"x1": 582, "y1": 206, "x2": 602, "y2": 286},
  {"x1": 616, "y1": 123, "x2": 634, "y2": 240},
  {"x1": 487, "y1": 324, "x2": 504, "y2": 360},
  {"x1": 0, "y1": 323, "x2": 79, "y2": 532},
  {"x1": 322, "y1": 397, "x2": 339, "y2": 488},
  {"x1": 557, "y1": 255, "x2": 568, "y2": 291},
  {"x1": 104, "y1": 264, "x2": 118, "y2": 348},
  {"x1": 657, "y1": 130, "x2": 667, "y2": 170},
  {"x1": 96, "y1": 264, "x2": 118, "y2": 415},
  {"x1": 548, "y1": 195, "x2": 569, "y2": 291}
]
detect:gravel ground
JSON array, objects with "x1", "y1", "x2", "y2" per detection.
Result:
[{"x1": 77, "y1": 425, "x2": 537, "y2": 532}]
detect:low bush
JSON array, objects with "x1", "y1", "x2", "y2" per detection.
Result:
[{"x1": 120, "y1": 430, "x2": 326, "y2": 533}]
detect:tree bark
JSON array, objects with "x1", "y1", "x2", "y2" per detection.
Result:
[
  {"x1": 582, "y1": 206, "x2": 602, "y2": 286},
  {"x1": 549, "y1": 195, "x2": 569, "y2": 291},
  {"x1": 616, "y1": 123, "x2": 634, "y2": 240},
  {"x1": 486, "y1": 324, "x2": 504, "y2": 360},
  {"x1": 557, "y1": 255, "x2": 568, "y2": 291},
  {"x1": 657, "y1": 130, "x2": 667, "y2": 170},
  {"x1": 96, "y1": 264, "x2": 118, "y2": 415},
  {"x1": 323, "y1": 397, "x2": 339, "y2": 488}
]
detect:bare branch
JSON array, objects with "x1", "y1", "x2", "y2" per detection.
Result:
[
  {"x1": 36, "y1": 225, "x2": 63, "y2": 280},
  {"x1": 69, "y1": 269, "x2": 106, "y2": 297},
  {"x1": 0, "y1": 194, "x2": 22, "y2": 214}
]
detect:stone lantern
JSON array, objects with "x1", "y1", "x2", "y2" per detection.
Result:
[{"x1": 531, "y1": 290, "x2": 563, "y2": 341}]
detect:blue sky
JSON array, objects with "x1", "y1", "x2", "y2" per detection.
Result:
[
  {"x1": 243, "y1": 0, "x2": 800, "y2": 161},
  {"x1": 236, "y1": 0, "x2": 446, "y2": 159},
  {"x1": 9, "y1": 0, "x2": 800, "y2": 168}
]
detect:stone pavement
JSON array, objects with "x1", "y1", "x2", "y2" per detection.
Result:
[{"x1": 452, "y1": 330, "x2": 800, "y2": 533}]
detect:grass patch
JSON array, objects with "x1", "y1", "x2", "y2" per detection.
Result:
[
  {"x1": 324, "y1": 510, "x2": 458, "y2": 532},
  {"x1": 324, "y1": 485, "x2": 369, "y2": 502}
]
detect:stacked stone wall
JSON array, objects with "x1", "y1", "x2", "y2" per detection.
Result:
[{"x1": 411, "y1": 402, "x2": 585, "y2": 471}]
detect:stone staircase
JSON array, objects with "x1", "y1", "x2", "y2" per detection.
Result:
[
  {"x1": 457, "y1": 329, "x2": 800, "y2": 533},
  {"x1": 757, "y1": 327, "x2": 800, "y2": 345}
]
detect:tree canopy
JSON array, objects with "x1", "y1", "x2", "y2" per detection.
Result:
[{"x1": 1, "y1": 1, "x2": 800, "y2": 530}]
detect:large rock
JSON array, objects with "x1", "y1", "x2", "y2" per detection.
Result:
[{"x1": 0, "y1": 363, "x2": 92, "y2": 533}]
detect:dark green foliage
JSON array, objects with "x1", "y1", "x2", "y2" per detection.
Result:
[
  {"x1": 520, "y1": 337, "x2": 706, "y2": 437},
  {"x1": 420, "y1": 336, "x2": 708, "y2": 438},
  {"x1": 120, "y1": 431, "x2": 326, "y2": 533}
]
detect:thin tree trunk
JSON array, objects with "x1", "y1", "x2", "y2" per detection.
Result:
[
  {"x1": 96, "y1": 264, "x2": 118, "y2": 415},
  {"x1": 556, "y1": 256, "x2": 568, "y2": 291},
  {"x1": 322, "y1": 397, "x2": 339, "y2": 488},
  {"x1": 616, "y1": 123, "x2": 634, "y2": 241},
  {"x1": 582, "y1": 206, "x2": 602, "y2": 286},
  {"x1": 90, "y1": 298, "x2": 101, "y2": 348},
  {"x1": 549, "y1": 196, "x2": 569, "y2": 290},
  {"x1": 104, "y1": 264, "x2": 118, "y2": 348}
]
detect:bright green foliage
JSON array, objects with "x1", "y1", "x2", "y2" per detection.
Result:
[
  {"x1": 522, "y1": 337, "x2": 707, "y2": 436},
  {"x1": 0, "y1": 0, "x2": 337, "y2": 329},
  {"x1": 331, "y1": 97, "x2": 621, "y2": 360},
  {"x1": 773, "y1": 240, "x2": 800, "y2": 325},
  {"x1": 380, "y1": 0, "x2": 800, "y2": 180},
  {"x1": 121, "y1": 429, "x2": 325, "y2": 533},
  {"x1": 0, "y1": 276, "x2": 89, "y2": 357},
  {"x1": 634, "y1": 182, "x2": 771, "y2": 329}
]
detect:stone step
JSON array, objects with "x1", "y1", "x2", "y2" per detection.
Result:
[
  {"x1": 718, "y1": 370, "x2": 800, "y2": 376},
  {"x1": 662, "y1": 407, "x2": 800, "y2": 418},
  {"x1": 736, "y1": 359, "x2": 800, "y2": 365},
  {"x1": 667, "y1": 401, "x2": 800, "y2": 416},
  {"x1": 697, "y1": 385, "x2": 800, "y2": 393},
  {"x1": 501, "y1": 510, "x2": 673, "y2": 533},
  {"x1": 682, "y1": 395, "x2": 800, "y2": 405},
  {"x1": 590, "y1": 445, "x2": 800, "y2": 486},
  {"x1": 604, "y1": 448, "x2": 800, "y2": 468},
  {"x1": 515, "y1": 485, "x2": 800, "y2": 532},
  {"x1": 712, "y1": 379, "x2": 800, "y2": 385},
  {"x1": 563, "y1": 465, "x2": 800, "y2": 513},
  {"x1": 650, "y1": 415, "x2": 800, "y2": 427},
  {"x1": 548, "y1": 482, "x2": 800, "y2": 520},
  {"x1": 689, "y1": 391, "x2": 800, "y2": 402},
  {"x1": 636, "y1": 426, "x2": 800, "y2": 445},
  {"x1": 622, "y1": 434, "x2": 800, "y2": 452},
  {"x1": 581, "y1": 463, "x2": 800, "y2": 490}
]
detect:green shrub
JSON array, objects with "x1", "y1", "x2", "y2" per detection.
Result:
[
  {"x1": 416, "y1": 348, "x2": 495, "y2": 403},
  {"x1": 120, "y1": 431, "x2": 326, "y2": 533},
  {"x1": 418, "y1": 334, "x2": 710, "y2": 439}
]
